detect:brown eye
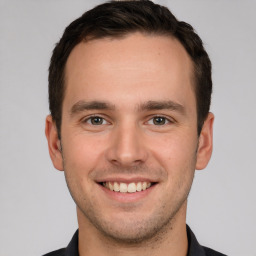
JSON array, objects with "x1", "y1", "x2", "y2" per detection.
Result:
[
  {"x1": 153, "y1": 117, "x2": 167, "y2": 125},
  {"x1": 88, "y1": 116, "x2": 104, "y2": 125}
]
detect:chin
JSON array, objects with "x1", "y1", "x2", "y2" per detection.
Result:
[{"x1": 83, "y1": 210, "x2": 175, "y2": 244}]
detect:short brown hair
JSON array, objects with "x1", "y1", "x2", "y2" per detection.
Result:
[{"x1": 48, "y1": 0, "x2": 212, "y2": 137}]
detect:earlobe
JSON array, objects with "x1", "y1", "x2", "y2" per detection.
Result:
[
  {"x1": 45, "y1": 115, "x2": 64, "y2": 171},
  {"x1": 196, "y1": 112, "x2": 214, "y2": 170}
]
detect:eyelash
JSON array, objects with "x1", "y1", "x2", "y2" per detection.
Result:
[
  {"x1": 146, "y1": 116, "x2": 173, "y2": 126},
  {"x1": 82, "y1": 115, "x2": 173, "y2": 126},
  {"x1": 82, "y1": 115, "x2": 109, "y2": 125}
]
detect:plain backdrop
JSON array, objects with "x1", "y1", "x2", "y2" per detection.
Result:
[{"x1": 0, "y1": 0, "x2": 256, "y2": 255}]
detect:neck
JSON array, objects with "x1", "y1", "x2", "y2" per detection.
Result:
[{"x1": 77, "y1": 202, "x2": 188, "y2": 256}]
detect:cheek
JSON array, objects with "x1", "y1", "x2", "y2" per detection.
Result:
[
  {"x1": 61, "y1": 132, "x2": 107, "y2": 173},
  {"x1": 61, "y1": 134, "x2": 104, "y2": 200},
  {"x1": 148, "y1": 131, "x2": 198, "y2": 168}
]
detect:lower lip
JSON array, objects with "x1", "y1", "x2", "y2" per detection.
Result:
[{"x1": 98, "y1": 183, "x2": 156, "y2": 203}]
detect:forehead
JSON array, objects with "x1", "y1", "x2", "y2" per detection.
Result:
[{"x1": 64, "y1": 33, "x2": 195, "y2": 110}]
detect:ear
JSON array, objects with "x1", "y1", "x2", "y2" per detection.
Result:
[
  {"x1": 45, "y1": 115, "x2": 64, "y2": 171},
  {"x1": 196, "y1": 112, "x2": 214, "y2": 170}
]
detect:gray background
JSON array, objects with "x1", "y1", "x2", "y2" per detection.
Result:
[{"x1": 0, "y1": 0, "x2": 255, "y2": 255}]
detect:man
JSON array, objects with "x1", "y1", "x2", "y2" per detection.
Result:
[{"x1": 44, "y1": 1, "x2": 226, "y2": 255}]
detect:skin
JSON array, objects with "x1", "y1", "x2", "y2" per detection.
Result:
[{"x1": 46, "y1": 33, "x2": 214, "y2": 256}]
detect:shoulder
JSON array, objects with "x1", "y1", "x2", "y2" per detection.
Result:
[
  {"x1": 42, "y1": 248, "x2": 66, "y2": 256},
  {"x1": 203, "y1": 246, "x2": 227, "y2": 256},
  {"x1": 42, "y1": 230, "x2": 78, "y2": 256}
]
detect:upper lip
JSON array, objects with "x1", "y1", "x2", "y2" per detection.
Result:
[{"x1": 95, "y1": 176, "x2": 158, "y2": 183}]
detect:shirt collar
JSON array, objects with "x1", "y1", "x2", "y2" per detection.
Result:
[
  {"x1": 186, "y1": 225, "x2": 206, "y2": 256},
  {"x1": 65, "y1": 229, "x2": 79, "y2": 256},
  {"x1": 65, "y1": 225, "x2": 206, "y2": 256}
]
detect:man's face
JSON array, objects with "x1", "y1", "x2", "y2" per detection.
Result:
[{"x1": 46, "y1": 33, "x2": 213, "y2": 242}]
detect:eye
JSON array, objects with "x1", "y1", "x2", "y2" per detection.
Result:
[
  {"x1": 148, "y1": 116, "x2": 170, "y2": 125},
  {"x1": 85, "y1": 116, "x2": 108, "y2": 125}
]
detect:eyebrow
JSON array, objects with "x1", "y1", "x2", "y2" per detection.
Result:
[
  {"x1": 70, "y1": 100, "x2": 115, "y2": 115},
  {"x1": 70, "y1": 99, "x2": 185, "y2": 116},
  {"x1": 138, "y1": 100, "x2": 185, "y2": 114}
]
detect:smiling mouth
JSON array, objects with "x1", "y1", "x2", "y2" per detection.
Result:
[{"x1": 101, "y1": 181, "x2": 155, "y2": 193}]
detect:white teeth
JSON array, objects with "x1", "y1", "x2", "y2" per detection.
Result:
[
  {"x1": 127, "y1": 183, "x2": 136, "y2": 193},
  {"x1": 104, "y1": 181, "x2": 152, "y2": 193},
  {"x1": 120, "y1": 183, "x2": 128, "y2": 193},
  {"x1": 137, "y1": 182, "x2": 142, "y2": 191},
  {"x1": 109, "y1": 182, "x2": 114, "y2": 191},
  {"x1": 113, "y1": 182, "x2": 120, "y2": 192}
]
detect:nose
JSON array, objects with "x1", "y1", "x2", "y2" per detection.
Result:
[{"x1": 105, "y1": 123, "x2": 148, "y2": 167}]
